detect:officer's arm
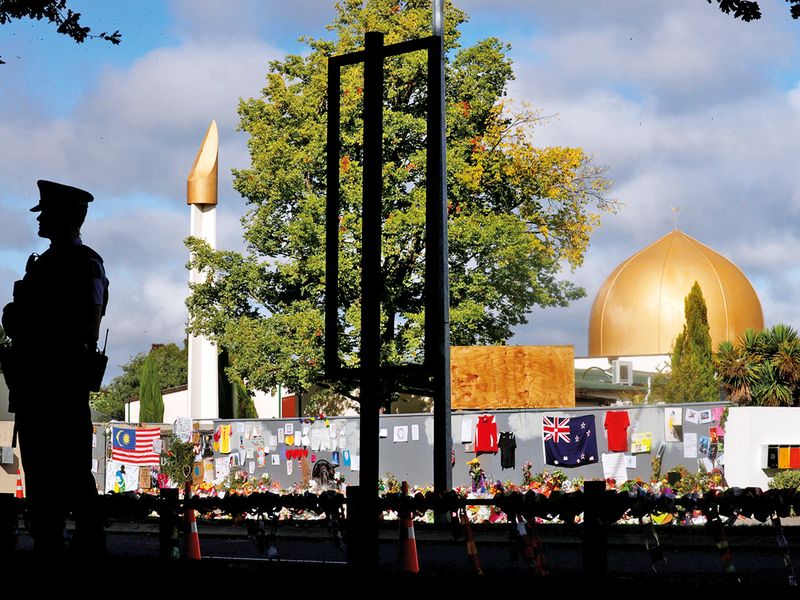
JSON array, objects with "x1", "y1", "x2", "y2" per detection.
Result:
[{"x1": 86, "y1": 304, "x2": 102, "y2": 349}]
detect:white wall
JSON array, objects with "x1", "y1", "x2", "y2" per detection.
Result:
[
  {"x1": 253, "y1": 389, "x2": 280, "y2": 419},
  {"x1": 125, "y1": 389, "x2": 191, "y2": 424},
  {"x1": 724, "y1": 407, "x2": 800, "y2": 489}
]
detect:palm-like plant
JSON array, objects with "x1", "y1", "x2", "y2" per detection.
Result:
[
  {"x1": 716, "y1": 324, "x2": 800, "y2": 407},
  {"x1": 715, "y1": 340, "x2": 754, "y2": 404}
]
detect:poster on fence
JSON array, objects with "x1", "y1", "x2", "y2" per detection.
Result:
[{"x1": 106, "y1": 460, "x2": 140, "y2": 493}]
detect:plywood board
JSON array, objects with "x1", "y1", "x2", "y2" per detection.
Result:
[{"x1": 451, "y1": 346, "x2": 574, "y2": 409}]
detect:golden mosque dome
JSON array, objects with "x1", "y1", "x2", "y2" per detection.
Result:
[{"x1": 588, "y1": 229, "x2": 764, "y2": 356}]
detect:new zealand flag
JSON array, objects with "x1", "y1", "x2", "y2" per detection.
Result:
[{"x1": 543, "y1": 415, "x2": 598, "y2": 467}]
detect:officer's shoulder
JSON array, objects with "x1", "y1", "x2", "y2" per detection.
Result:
[{"x1": 74, "y1": 244, "x2": 104, "y2": 264}]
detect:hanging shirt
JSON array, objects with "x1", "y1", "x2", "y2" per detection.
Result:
[
  {"x1": 474, "y1": 414, "x2": 498, "y2": 454},
  {"x1": 498, "y1": 431, "x2": 516, "y2": 469},
  {"x1": 604, "y1": 410, "x2": 630, "y2": 452}
]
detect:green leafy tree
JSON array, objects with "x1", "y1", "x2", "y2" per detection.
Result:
[
  {"x1": 707, "y1": 0, "x2": 800, "y2": 21},
  {"x1": 664, "y1": 282, "x2": 718, "y2": 403},
  {"x1": 186, "y1": 0, "x2": 615, "y2": 407},
  {"x1": 138, "y1": 351, "x2": 164, "y2": 423},
  {"x1": 91, "y1": 342, "x2": 187, "y2": 420},
  {"x1": 0, "y1": 0, "x2": 120, "y2": 64}
]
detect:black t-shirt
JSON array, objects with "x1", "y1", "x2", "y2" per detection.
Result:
[{"x1": 499, "y1": 431, "x2": 516, "y2": 470}]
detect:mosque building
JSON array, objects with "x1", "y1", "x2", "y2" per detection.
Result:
[{"x1": 575, "y1": 229, "x2": 764, "y2": 404}]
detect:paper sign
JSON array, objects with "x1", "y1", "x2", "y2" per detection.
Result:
[
  {"x1": 91, "y1": 458, "x2": 99, "y2": 474},
  {"x1": 271, "y1": 454, "x2": 280, "y2": 466},
  {"x1": 393, "y1": 426, "x2": 408, "y2": 443},
  {"x1": 685, "y1": 409, "x2": 700, "y2": 424},
  {"x1": 302, "y1": 425, "x2": 310, "y2": 437},
  {"x1": 174, "y1": 417, "x2": 192, "y2": 442},
  {"x1": 664, "y1": 408, "x2": 682, "y2": 442},
  {"x1": 351, "y1": 454, "x2": 360, "y2": 471},
  {"x1": 631, "y1": 432, "x2": 652, "y2": 454},
  {"x1": 411, "y1": 424, "x2": 420, "y2": 441},
  {"x1": 215, "y1": 457, "x2": 231, "y2": 482},
  {"x1": 236, "y1": 422, "x2": 245, "y2": 434},
  {"x1": 683, "y1": 433, "x2": 698, "y2": 458},
  {"x1": 248, "y1": 461, "x2": 255, "y2": 475},
  {"x1": 332, "y1": 451, "x2": 340, "y2": 465},
  {"x1": 269, "y1": 435, "x2": 278, "y2": 448},
  {"x1": 343, "y1": 450, "x2": 351, "y2": 467},
  {"x1": 625, "y1": 455, "x2": 636, "y2": 469},
  {"x1": 601, "y1": 453, "x2": 627, "y2": 482},
  {"x1": 287, "y1": 460, "x2": 293, "y2": 475},
  {"x1": 192, "y1": 462, "x2": 204, "y2": 486},
  {"x1": 278, "y1": 428, "x2": 284, "y2": 444},
  {"x1": 139, "y1": 466, "x2": 152, "y2": 490},
  {"x1": 698, "y1": 436, "x2": 710, "y2": 457},
  {"x1": 92, "y1": 433, "x2": 97, "y2": 448},
  {"x1": 203, "y1": 458, "x2": 215, "y2": 483},
  {"x1": 461, "y1": 418, "x2": 474, "y2": 443},
  {"x1": 699, "y1": 409, "x2": 713, "y2": 424},
  {"x1": 106, "y1": 461, "x2": 139, "y2": 493},
  {"x1": 301, "y1": 435, "x2": 310, "y2": 447},
  {"x1": 379, "y1": 429, "x2": 388, "y2": 438},
  {"x1": 284, "y1": 424, "x2": 294, "y2": 435}
]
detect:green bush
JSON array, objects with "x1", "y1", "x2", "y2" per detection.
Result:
[{"x1": 768, "y1": 470, "x2": 800, "y2": 491}]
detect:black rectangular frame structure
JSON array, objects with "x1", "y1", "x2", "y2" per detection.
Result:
[{"x1": 325, "y1": 31, "x2": 452, "y2": 570}]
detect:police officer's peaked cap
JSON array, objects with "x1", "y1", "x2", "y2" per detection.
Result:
[{"x1": 30, "y1": 180, "x2": 94, "y2": 212}]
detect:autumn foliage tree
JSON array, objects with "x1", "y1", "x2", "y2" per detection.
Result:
[{"x1": 186, "y1": 0, "x2": 615, "y2": 405}]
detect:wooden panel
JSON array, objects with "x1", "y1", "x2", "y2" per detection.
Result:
[{"x1": 450, "y1": 346, "x2": 574, "y2": 410}]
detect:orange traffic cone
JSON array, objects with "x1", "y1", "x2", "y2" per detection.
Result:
[
  {"x1": 460, "y1": 509, "x2": 483, "y2": 575},
  {"x1": 399, "y1": 481, "x2": 419, "y2": 574},
  {"x1": 184, "y1": 482, "x2": 201, "y2": 560},
  {"x1": 15, "y1": 470, "x2": 24, "y2": 499}
]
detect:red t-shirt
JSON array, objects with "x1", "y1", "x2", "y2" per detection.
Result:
[
  {"x1": 604, "y1": 411, "x2": 630, "y2": 452},
  {"x1": 474, "y1": 415, "x2": 498, "y2": 454}
]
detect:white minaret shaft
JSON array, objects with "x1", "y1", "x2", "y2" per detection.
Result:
[{"x1": 187, "y1": 120, "x2": 220, "y2": 419}]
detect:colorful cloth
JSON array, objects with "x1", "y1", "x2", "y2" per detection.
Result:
[
  {"x1": 220, "y1": 424, "x2": 232, "y2": 454},
  {"x1": 111, "y1": 427, "x2": 161, "y2": 466},
  {"x1": 474, "y1": 414, "x2": 498, "y2": 454},
  {"x1": 543, "y1": 415, "x2": 598, "y2": 467},
  {"x1": 604, "y1": 411, "x2": 630, "y2": 452}
]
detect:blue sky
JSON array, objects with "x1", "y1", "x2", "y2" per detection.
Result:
[{"x1": 2, "y1": 0, "x2": 800, "y2": 382}]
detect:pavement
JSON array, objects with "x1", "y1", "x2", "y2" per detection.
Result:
[{"x1": 3, "y1": 516, "x2": 800, "y2": 588}]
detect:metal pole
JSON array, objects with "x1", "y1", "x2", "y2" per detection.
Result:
[
  {"x1": 357, "y1": 30, "x2": 385, "y2": 571},
  {"x1": 325, "y1": 60, "x2": 342, "y2": 380},
  {"x1": 428, "y1": 0, "x2": 452, "y2": 494}
]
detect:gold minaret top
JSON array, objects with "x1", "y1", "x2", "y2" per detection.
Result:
[
  {"x1": 187, "y1": 120, "x2": 218, "y2": 205},
  {"x1": 588, "y1": 229, "x2": 764, "y2": 356}
]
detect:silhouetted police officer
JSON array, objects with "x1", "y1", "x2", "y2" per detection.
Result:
[{"x1": 1, "y1": 180, "x2": 109, "y2": 557}]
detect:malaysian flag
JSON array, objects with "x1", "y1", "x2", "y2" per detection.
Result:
[
  {"x1": 542, "y1": 415, "x2": 598, "y2": 467},
  {"x1": 111, "y1": 427, "x2": 161, "y2": 466}
]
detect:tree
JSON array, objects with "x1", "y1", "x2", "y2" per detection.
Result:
[
  {"x1": 716, "y1": 324, "x2": 800, "y2": 406},
  {"x1": 0, "y1": 0, "x2": 120, "y2": 64},
  {"x1": 664, "y1": 282, "x2": 718, "y2": 403},
  {"x1": 138, "y1": 351, "x2": 164, "y2": 423},
  {"x1": 91, "y1": 342, "x2": 187, "y2": 420},
  {"x1": 186, "y1": 0, "x2": 615, "y2": 407},
  {"x1": 706, "y1": 0, "x2": 800, "y2": 21}
]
